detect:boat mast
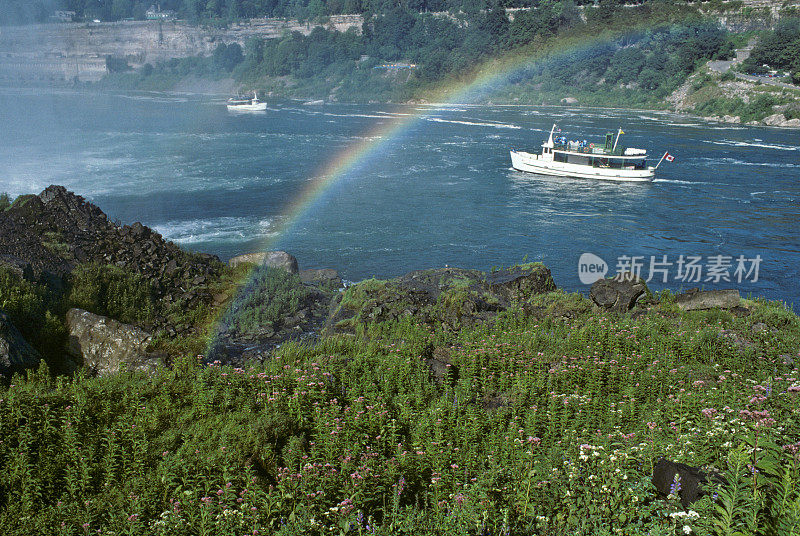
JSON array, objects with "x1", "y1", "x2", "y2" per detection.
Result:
[
  {"x1": 545, "y1": 124, "x2": 557, "y2": 148},
  {"x1": 612, "y1": 128, "x2": 623, "y2": 151}
]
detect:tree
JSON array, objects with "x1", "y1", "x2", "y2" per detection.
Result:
[{"x1": 212, "y1": 42, "x2": 244, "y2": 71}]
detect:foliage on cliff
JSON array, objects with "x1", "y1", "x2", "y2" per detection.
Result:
[
  {"x1": 4, "y1": 0, "x2": 647, "y2": 25},
  {"x1": 116, "y1": 1, "x2": 739, "y2": 104},
  {"x1": 741, "y1": 17, "x2": 800, "y2": 83}
]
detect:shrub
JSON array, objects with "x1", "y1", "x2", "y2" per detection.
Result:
[
  {"x1": 223, "y1": 266, "x2": 310, "y2": 338},
  {"x1": 0, "y1": 192, "x2": 9, "y2": 211},
  {"x1": 0, "y1": 267, "x2": 67, "y2": 366},
  {"x1": 68, "y1": 263, "x2": 156, "y2": 325}
]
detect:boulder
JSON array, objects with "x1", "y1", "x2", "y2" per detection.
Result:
[
  {"x1": 675, "y1": 289, "x2": 740, "y2": 311},
  {"x1": 762, "y1": 113, "x2": 800, "y2": 127},
  {"x1": 228, "y1": 251, "x2": 299, "y2": 274},
  {"x1": 66, "y1": 308, "x2": 163, "y2": 376},
  {"x1": 422, "y1": 346, "x2": 459, "y2": 387},
  {"x1": 0, "y1": 311, "x2": 42, "y2": 377},
  {"x1": 485, "y1": 264, "x2": 557, "y2": 302},
  {"x1": 652, "y1": 457, "x2": 726, "y2": 509},
  {"x1": 589, "y1": 273, "x2": 648, "y2": 313},
  {"x1": 0, "y1": 254, "x2": 34, "y2": 280},
  {"x1": 299, "y1": 268, "x2": 342, "y2": 287},
  {"x1": 561, "y1": 97, "x2": 578, "y2": 104},
  {"x1": 722, "y1": 115, "x2": 741, "y2": 123}
]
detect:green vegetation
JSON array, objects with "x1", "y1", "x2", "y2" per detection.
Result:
[
  {"x1": 0, "y1": 193, "x2": 10, "y2": 212},
  {"x1": 223, "y1": 265, "x2": 310, "y2": 338},
  {"x1": 68, "y1": 263, "x2": 157, "y2": 325},
  {"x1": 0, "y1": 256, "x2": 249, "y2": 360},
  {"x1": 89, "y1": 0, "x2": 740, "y2": 105},
  {"x1": 0, "y1": 267, "x2": 67, "y2": 368},
  {"x1": 741, "y1": 18, "x2": 800, "y2": 84},
  {"x1": 1, "y1": 285, "x2": 799, "y2": 534}
]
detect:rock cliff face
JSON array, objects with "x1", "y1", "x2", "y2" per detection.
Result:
[{"x1": 0, "y1": 16, "x2": 362, "y2": 83}]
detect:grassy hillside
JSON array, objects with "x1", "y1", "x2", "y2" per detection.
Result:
[{"x1": 1, "y1": 276, "x2": 799, "y2": 534}]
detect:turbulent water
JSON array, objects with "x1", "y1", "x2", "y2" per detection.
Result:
[{"x1": 1, "y1": 88, "x2": 798, "y2": 304}]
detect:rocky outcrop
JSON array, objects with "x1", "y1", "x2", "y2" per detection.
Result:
[
  {"x1": 676, "y1": 289, "x2": 740, "y2": 310},
  {"x1": 589, "y1": 274, "x2": 648, "y2": 313},
  {"x1": 328, "y1": 264, "x2": 556, "y2": 331},
  {"x1": 66, "y1": 308, "x2": 163, "y2": 376},
  {"x1": 486, "y1": 264, "x2": 557, "y2": 302},
  {"x1": 0, "y1": 312, "x2": 42, "y2": 377},
  {"x1": 299, "y1": 268, "x2": 342, "y2": 287},
  {"x1": 0, "y1": 185, "x2": 224, "y2": 334},
  {"x1": 652, "y1": 458, "x2": 727, "y2": 509},
  {"x1": 762, "y1": 113, "x2": 800, "y2": 127},
  {"x1": 228, "y1": 251, "x2": 299, "y2": 274}
]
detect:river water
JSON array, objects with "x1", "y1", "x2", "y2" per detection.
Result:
[{"x1": 1, "y1": 89, "x2": 798, "y2": 304}]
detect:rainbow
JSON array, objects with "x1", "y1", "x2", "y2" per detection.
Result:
[
  {"x1": 261, "y1": 21, "x2": 669, "y2": 246},
  {"x1": 210, "y1": 17, "x2": 693, "y2": 346}
]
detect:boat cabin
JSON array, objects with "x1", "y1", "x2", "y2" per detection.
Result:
[{"x1": 542, "y1": 128, "x2": 648, "y2": 170}]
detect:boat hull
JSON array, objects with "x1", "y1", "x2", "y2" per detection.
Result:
[
  {"x1": 227, "y1": 102, "x2": 267, "y2": 112},
  {"x1": 510, "y1": 150, "x2": 654, "y2": 182}
]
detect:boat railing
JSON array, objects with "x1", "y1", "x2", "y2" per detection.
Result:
[{"x1": 552, "y1": 143, "x2": 639, "y2": 157}]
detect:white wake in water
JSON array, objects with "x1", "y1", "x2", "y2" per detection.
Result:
[
  {"x1": 153, "y1": 216, "x2": 280, "y2": 245},
  {"x1": 709, "y1": 139, "x2": 799, "y2": 151},
  {"x1": 426, "y1": 117, "x2": 521, "y2": 129}
]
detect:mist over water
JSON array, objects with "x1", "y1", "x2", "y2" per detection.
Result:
[{"x1": 1, "y1": 88, "x2": 798, "y2": 304}]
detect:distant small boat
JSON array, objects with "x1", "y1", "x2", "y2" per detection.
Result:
[
  {"x1": 303, "y1": 99, "x2": 324, "y2": 106},
  {"x1": 227, "y1": 91, "x2": 267, "y2": 112},
  {"x1": 510, "y1": 124, "x2": 658, "y2": 182}
]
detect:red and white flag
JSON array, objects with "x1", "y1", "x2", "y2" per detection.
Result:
[{"x1": 664, "y1": 152, "x2": 675, "y2": 162}]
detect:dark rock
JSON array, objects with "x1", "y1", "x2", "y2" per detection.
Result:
[
  {"x1": 675, "y1": 289, "x2": 740, "y2": 311},
  {"x1": 130, "y1": 222, "x2": 146, "y2": 236},
  {"x1": 652, "y1": 457, "x2": 727, "y2": 509},
  {"x1": 590, "y1": 273, "x2": 648, "y2": 313},
  {"x1": 0, "y1": 311, "x2": 42, "y2": 377},
  {"x1": 422, "y1": 346, "x2": 459, "y2": 386},
  {"x1": 299, "y1": 268, "x2": 342, "y2": 287},
  {"x1": 481, "y1": 392, "x2": 511, "y2": 411},
  {"x1": 66, "y1": 308, "x2": 163, "y2": 376},
  {"x1": 228, "y1": 251, "x2": 299, "y2": 274},
  {"x1": 0, "y1": 255, "x2": 34, "y2": 280},
  {"x1": 163, "y1": 259, "x2": 179, "y2": 275},
  {"x1": 730, "y1": 306, "x2": 751, "y2": 317},
  {"x1": 485, "y1": 264, "x2": 557, "y2": 302}
]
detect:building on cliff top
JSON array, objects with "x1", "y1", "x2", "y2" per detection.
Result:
[{"x1": 146, "y1": 5, "x2": 175, "y2": 20}]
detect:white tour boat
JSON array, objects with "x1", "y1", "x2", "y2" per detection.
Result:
[
  {"x1": 510, "y1": 124, "x2": 665, "y2": 182},
  {"x1": 226, "y1": 91, "x2": 267, "y2": 112}
]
